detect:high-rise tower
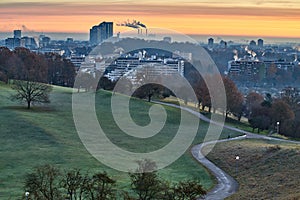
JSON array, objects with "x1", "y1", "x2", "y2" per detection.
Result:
[
  {"x1": 89, "y1": 22, "x2": 113, "y2": 45},
  {"x1": 258, "y1": 39, "x2": 264, "y2": 48},
  {"x1": 13, "y1": 30, "x2": 21, "y2": 39}
]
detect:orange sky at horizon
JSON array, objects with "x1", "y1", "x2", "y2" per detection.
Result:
[{"x1": 0, "y1": 1, "x2": 300, "y2": 38}]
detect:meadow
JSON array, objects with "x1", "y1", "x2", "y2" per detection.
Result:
[{"x1": 0, "y1": 82, "x2": 241, "y2": 198}]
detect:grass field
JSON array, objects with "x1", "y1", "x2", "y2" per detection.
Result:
[
  {"x1": 0, "y1": 82, "x2": 242, "y2": 199},
  {"x1": 204, "y1": 139, "x2": 300, "y2": 199}
]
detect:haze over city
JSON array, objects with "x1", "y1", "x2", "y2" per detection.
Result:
[{"x1": 1, "y1": 0, "x2": 300, "y2": 39}]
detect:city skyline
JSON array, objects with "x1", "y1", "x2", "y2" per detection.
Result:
[{"x1": 0, "y1": 0, "x2": 300, "y2": 38}]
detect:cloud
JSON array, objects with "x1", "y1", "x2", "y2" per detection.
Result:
[{"x1": 0, "y1": 2, "x2": 300, "y2": 18}]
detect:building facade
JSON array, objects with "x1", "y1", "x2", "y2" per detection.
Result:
[
  {"x1": 90, "y1": 22, "x2": 113, "y2": 45},
  {"x1": 258, "y1": 39, "x2": 264, "y2": 48},
  {"x1": 208, "y1": 38, "x2": 214, "y2": 48},
  {"x1": 13, "y1": 30, "x2": 21, "y2": 39}
]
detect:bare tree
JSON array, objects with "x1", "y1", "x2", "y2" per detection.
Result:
[
  {"x1": 129, "y1": 159, "x2": 163, "y2": 200},
  {"x1": 129, "y1": 159, "x2": 207, "y2": 200},
  {"x1": 61, "y1": 169, "x2": 86, "y2": 200},
  {"x1": 83, "y1": 172, "x2": 116, "y2": 200},
  {"x1": 133, "y1": 66, "x2": 164, "y2": 102},
  {"x1": 11, "y1": 80, "x2": 52, "y2": 109},
  {"x1": 173, "y1": 180, "x2": 207, "y2": 200},
  {"x1": 223, "y1": 76, "x2": 244, "y2": 119},
  {"x1": 245, "y1": 92, "x2": 264, "y2": 117},
  {"x1": 24, "y1": 165, "x2": 62, "y2": 200}
]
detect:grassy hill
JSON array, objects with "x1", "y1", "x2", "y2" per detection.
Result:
[
  {"x1": 0, "y1": 82, "x2": 241, "y2": 198},
  {"x1": 204, "y1": 139, "x2": 300, "y2": 199}
]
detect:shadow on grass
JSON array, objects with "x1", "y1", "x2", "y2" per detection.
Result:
[{"x1": 4, "y1": 105, "x2": 57, "y2": 112}]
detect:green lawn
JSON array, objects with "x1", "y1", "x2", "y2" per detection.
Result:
[{"x1": 0, "y1": 82, "x2": 241, "y2": 198}]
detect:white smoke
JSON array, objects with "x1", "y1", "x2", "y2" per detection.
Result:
[
  {"x1": 233, "y1": 49, "x2": 238, "y2": 61},
  {"x1": 245, "y1": 46, "x2": 257, "y2": 59},
  {"x1": 117, "y1": 19, "x2": 147, "y2": 29}
]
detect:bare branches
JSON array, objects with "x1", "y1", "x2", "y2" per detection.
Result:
[{"x1": 11, "y1": 80, "x2": 52, "y2": 109}]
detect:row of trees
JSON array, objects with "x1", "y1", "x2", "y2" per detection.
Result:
[
  {"x1": 191, "y1": 71, "x2": 299, "y2": 138},
  {"x1": 77, "y1": 69, "x2": 244, "y2": 121},
  {"x1": 23, "y1": 160, "x2": 206, "y2": 200},
  {"x1": 246, "y1": 91, "x2": 300, "y2": 138},
  {"x1": 193, "y1": 75, "x2": 243, "y2": 119},
  {"x1": 187, "y1": 70, "x2": 300, "y2": 138},
  {"x1": 0, "y1": 47, "x2": 76, "y2": 109},
  {"x1": 0, "y1": 47, "x2": 75, "y2": 86}
]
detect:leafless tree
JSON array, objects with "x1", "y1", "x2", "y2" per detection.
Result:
[{"x1": 11, "y1": 80, "x2": 52, "y2": 109}]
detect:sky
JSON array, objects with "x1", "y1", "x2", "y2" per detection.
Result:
[{"x1": 1, "y1": 0, "x2": 300, "y2": 38}]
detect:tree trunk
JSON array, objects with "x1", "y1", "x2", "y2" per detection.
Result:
[{"x1": 27, "y1": 101, "x2": 31, "y2": 109}]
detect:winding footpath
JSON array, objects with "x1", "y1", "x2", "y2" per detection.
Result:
[{"x1": 155, "y1": 101, "x2": 300, "y2": 200}]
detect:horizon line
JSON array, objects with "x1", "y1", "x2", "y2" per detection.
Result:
[{"x1": 1, "y1": 31, "x2": 300, "y2": 40}]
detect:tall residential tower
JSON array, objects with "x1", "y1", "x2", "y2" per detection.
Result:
[
  {"x1": 89, "y1": 22, "x2": 113, "y2": 45},
  {"x1": 13, "y1": 30, "x2": 21, "y2": 39}
]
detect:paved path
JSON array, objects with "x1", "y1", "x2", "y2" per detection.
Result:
[
  {"x1": 154, "y1": 101, "x2": 300, "y2": 200},
  {"x1": 192, "y1": 136, "x2": 245, "y2": 200}
]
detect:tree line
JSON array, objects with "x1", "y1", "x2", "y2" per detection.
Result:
[
  {"x1": 0, "y1": 47, "x2": 75, "y2": 86},
  {"x1": 22, "y1": 160, "x2": 206, "y2": 200},
  {"x1": 0, "y1": 47, "x2": 76, "y2": 109},
  {"x1": 246, "y1": 91, "x2": 299, "y2": 138},
  {"x1": 189, "y1": 71, "x2": 300, "y2": 138}
]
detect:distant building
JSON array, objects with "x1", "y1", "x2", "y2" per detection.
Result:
[
  {"x1": 228, "y1": 58, "x2": 297, "y2": 81},
  {"x1": 130, "y1": 60, "x2": 184, "y2": 84},
  {"x1": 90, "y1": 22, "x2": 113, "y2": 45},
  {"x1": 4, "y1": 30, "x2": 40, "y2": 49},
  {"x1": 69, "y1": 54, "x2": 86, "y2": 70},
  {"x1": 258, "y1": 39, "x2": 264, "y2": 48},
  {"x1": 14, "y1": 30, "x2": 21, "y2": 39},
  {"x1": 249, "y1": 40, "x2": 257, "y2": 48},
  {"x1": 281, "y1": 87, "x2": 300, "y2": 99},
  {"x1": 38, "y1": 48, "x2": 65, "y2": 56},
  {"x1": 5, "y1": 30, "x2": 21, "y2": 49},
  {"x1": 66, "y1": 38, "x2": 74, "y2": 43},
  {"x1": 5, "y1": 38, "x2": 20, "y2": 49},
  {"x1": 163, "y1": 37, "x2": 172, "y2": 43},
  {"x1": 208, "y1": 38, "x2": 214, "y2": 47},
  {"x1": 220, "y1": 40, "x2": 227, "y2": 48},
  {"x1": 173, "y1": 50, "x2": 192, "y2": 61},
  {"x1": 263, "y1": 60, "x2": 296, "y2": 70},
  {"x1": 39, "y1": 35, "x2": 51, "y2": 48},
  {"x1": 21, "y1": 36, "x2": 38, "y2": 49},
  {"x1": 42, "y1": 37, "x2": 51, "y2": 47},
  {"x1": 228, "y1": 59, "x2": 262, "y2": 80},
  {"x1": 85, "y1": 51, "x2": 186, "y2": 81}
]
